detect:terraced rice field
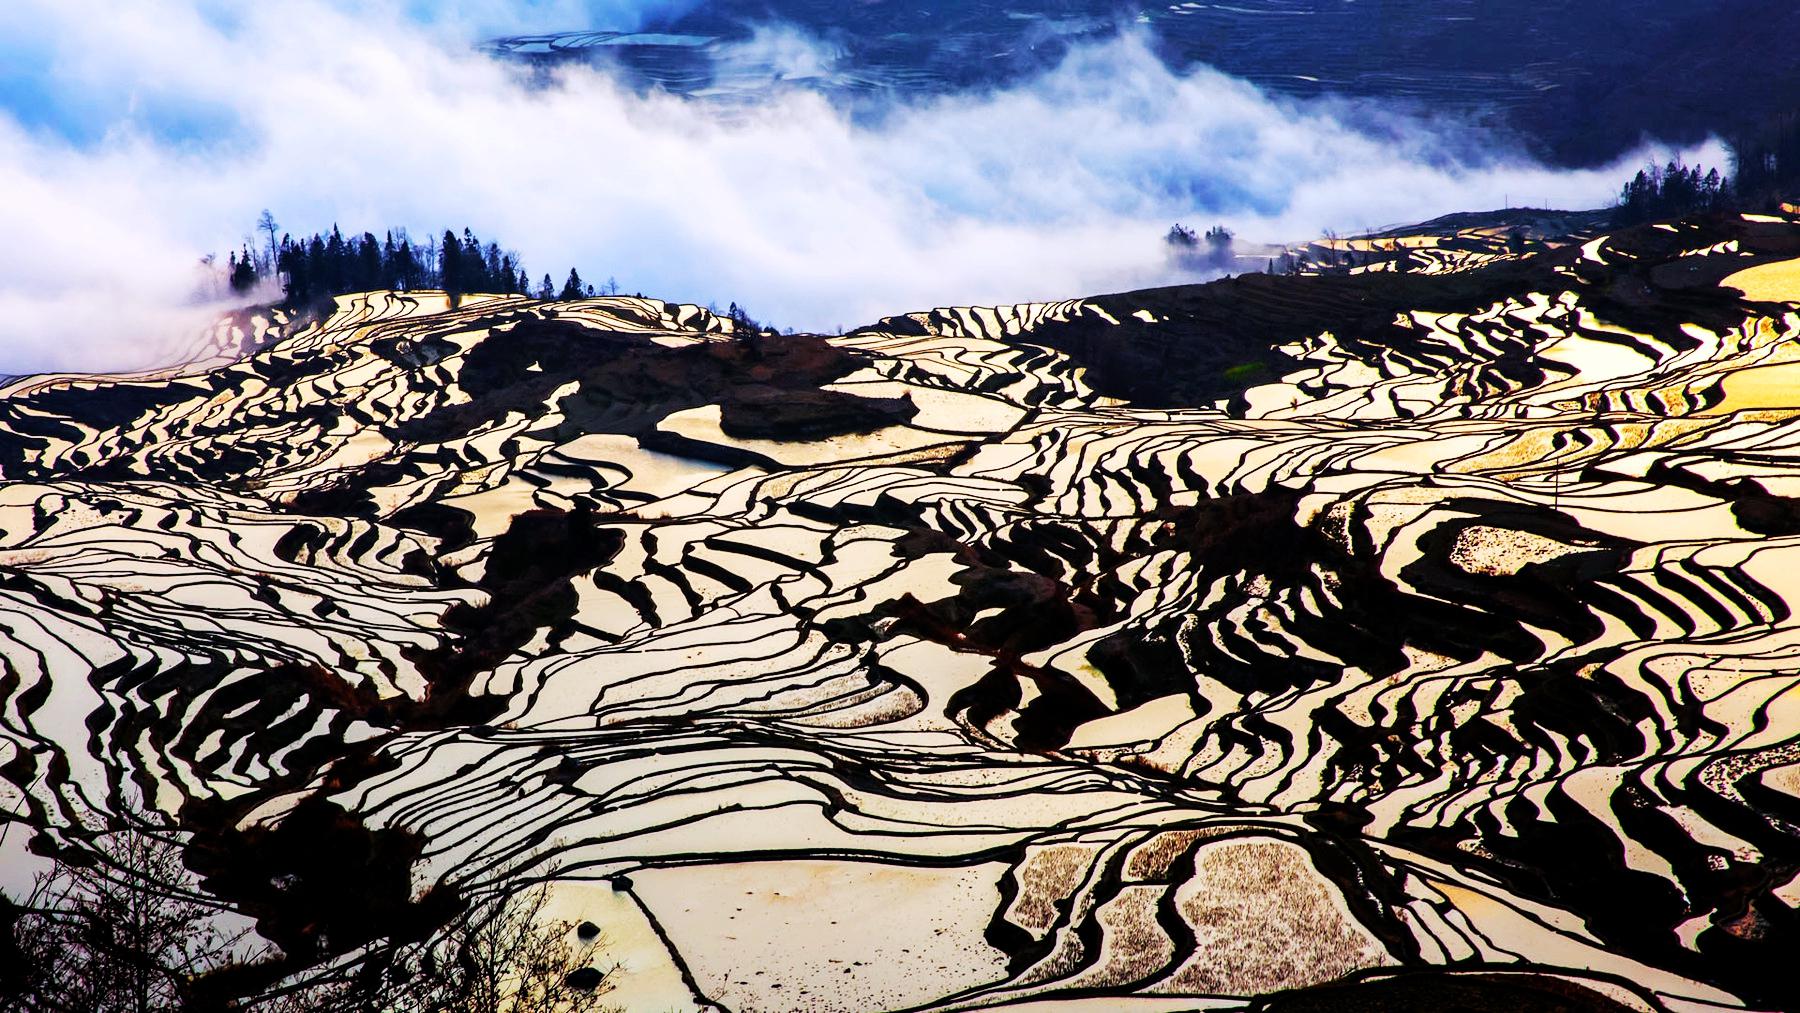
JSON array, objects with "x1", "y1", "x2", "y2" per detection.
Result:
[{"x1": 5, "y1": 211, "x2": 1800, "y2": 1010}]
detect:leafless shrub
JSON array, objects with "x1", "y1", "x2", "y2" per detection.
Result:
[
  {"x1": 365, "y1": 877, "x2": 620, "y2": 1013},
  {"x1": 3, "y1": 825, "x2": 251, "y2": 1013},
  {"x1": 3, "y1": 825, "x2": 618, "y2": 1013}
]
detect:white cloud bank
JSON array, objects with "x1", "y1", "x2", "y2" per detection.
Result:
[{"x1": 0, "y1": 0, "x2": 1725, "y2": 372}]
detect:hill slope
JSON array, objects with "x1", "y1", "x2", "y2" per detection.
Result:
[{"x1": 5, "y1": 212, "x2": 1800, "y2": 1010}]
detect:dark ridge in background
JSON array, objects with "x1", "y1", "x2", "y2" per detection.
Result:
[{"x1": 494, "y1": 0, "x2": 1800, "y2": 169}]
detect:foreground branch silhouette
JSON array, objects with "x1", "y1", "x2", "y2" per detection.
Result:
[{"x1": 2, "y1": 824, "x2": 618, "y2": 1013}]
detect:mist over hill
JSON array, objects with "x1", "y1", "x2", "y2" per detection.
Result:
[
  {"x1": 0, "y1": 0, "x2": 1736, "y2": 373},
  {"x1": 495, "y1": 0, "x2": 1800, "y2": 167}
]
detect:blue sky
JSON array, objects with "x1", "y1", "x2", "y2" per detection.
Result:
[{"x1": 0, "y1": 1, "x2": 695, "y2": 148}]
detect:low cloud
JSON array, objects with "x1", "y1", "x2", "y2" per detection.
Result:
[{"x1": 0, "y1": 0, "x2": 1724, "y2": 372}]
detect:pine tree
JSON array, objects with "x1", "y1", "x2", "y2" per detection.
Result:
[
  {"x1": 326, "y1": 226, "x2": 348, "y2": 294},
  {"x1": 484, "y1": 242, "x2": 504, "y2": 293},
  {"x1": 1615, "y1": 159, "x2": 1731, "y2": 225},
  {"x1": 382, "y1": 231, "x2": 400, "y2": 289},
  {"x1": 357, "y1": 232, "x2": 382, "y2": 292},
  {"x1": 462, "y1": 230, "x2": 489, "y2": 292},
  {"x1": 228, "y1": 249, "x2": 259, "y2": 294},
  {"x1": 396, "y1": 240, "x2": 420, "y2": 290},
  {"x1": 441, "y1": 230, "x2": 464, "y2": 298},
  {"x1": 277, "y1": 235, "x2": 304, "y2": 302},
  {"x1": 255, "y1": 217, "x2": 597, "y2": 307},
  {"x1": 307, "y1": 235, "x2": 328, "y2": 301}
]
